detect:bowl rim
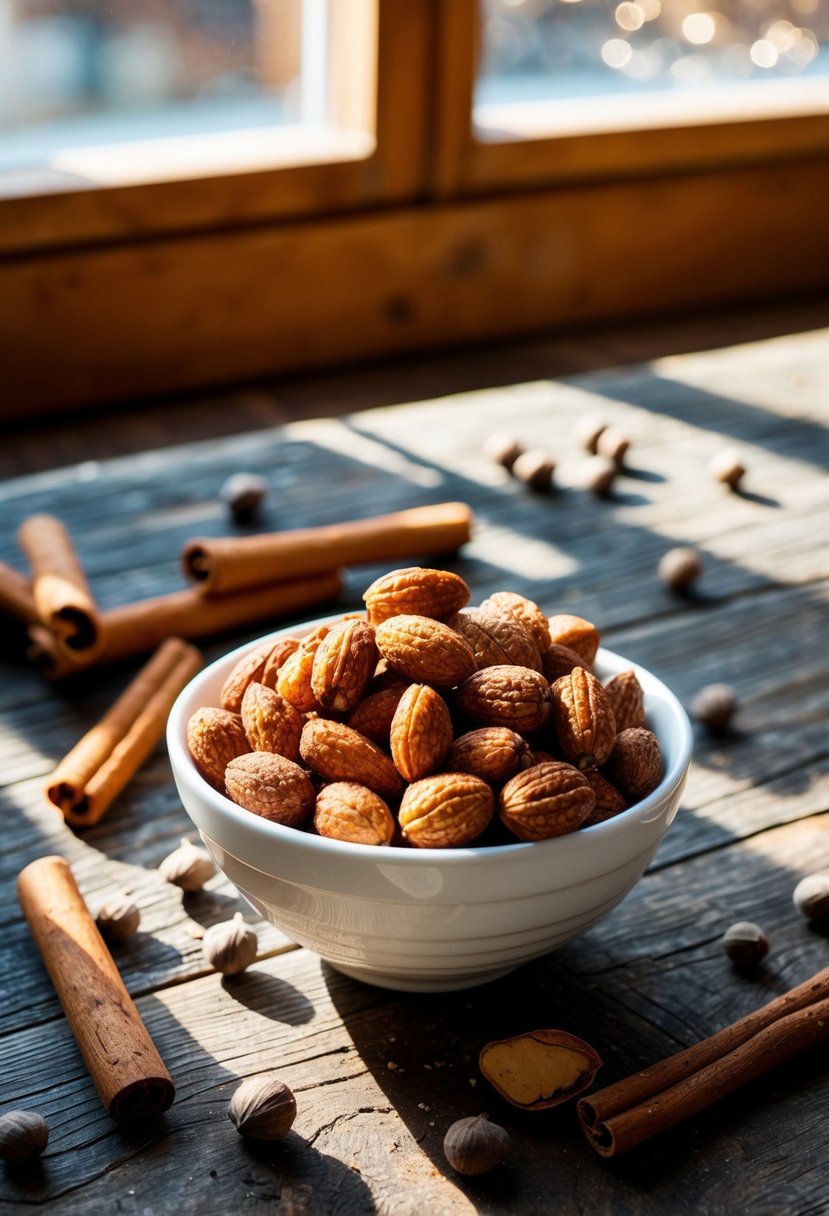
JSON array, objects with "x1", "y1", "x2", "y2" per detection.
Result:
[{"x1": 167, "y1": 614, "x2": 693, "y2": 865}]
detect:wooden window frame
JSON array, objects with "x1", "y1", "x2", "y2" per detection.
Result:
[{"x1": 2, "y1": 0, "x2": 829, "y2": 418}]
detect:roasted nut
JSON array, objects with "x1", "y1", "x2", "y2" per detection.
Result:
[
  {"x1": 596, "y1": 425, "x2": 630, "y2": 465},
  {"x1": 225, "y1": 751, "x2": 316, "y2": 826},
  {"x1": 457, "y1": 665, "x2": 553, "y2": 735},
  {"x1": 447, "y1": 607, "x2": 542, "y2": 672},
  {"x1": 311, "y1": 618, "x2": 378, "y2": 711},
  {"x1": 480, "y1": 591, "x2": 552, "y2": 653},
  {"x1": 581, "y1": 454, "x2": 617, "y2": 497},
  {"x1": 581, "y1": 770, "x2": 628, "y2": 826},
  {"x1": 389, "y1": 683, "x2": 453, "y2": 782},
  {"x1": 498, "y1": 761, "x2": 595, "y2": 840},
  {"x1": 792, "y1": 873, "x2": 829, "y2": 922},
  {"x1": 550, "y1": 667, "x2": 616, "y2": 770},
  {"x1": 300, "y1": 718, "x2": 404, "y2": 800},
  {"x1": 186, "y1": 706, "x2": 250, "y2": 791},
  {"x1": 363, "y1": 566, "x2": 470, "y2": 625},
  {"x1": 399, "y1": 773, "x2": 495, "y2": 848},
  {"x1": 722, "y1": 921, "x2": 769, "y2": 968},
  {"x1": 314, "y1": 782, "x2": 396, "y2": 845},
  {"x1": 658, "y1": 546, "x2": 703, "y2": 592},
  {"x1": 484, "y1": 431, "x2": 524, "y2": 470},
  {"x1": 159, "y1": 837, "x2": 216, "y2": 892},
  {"x1": 709, "y1": 447, "x2": 746, "y2": 490},
  {"x1": 344, "y1": 674, "x2": 409, "y2": 744},
  {"x1": 95, "y1": 892, "x2": 141, "y2": 942},
  {"x1": 228, "y1": 1076, "x2": 297, "y2": 1141},
  {"x1": 479, "y1": 1029, "x2": 602, "y2": 1109},
  {"x1": 221, "y1": 639, "x2": 280, "y2": 713},
  {"x1": 605, "y1": 727, "x2": 662, "y2": 800},
  {"x1": 276, "y1": 623, "x2": 333, "y2": 712},
  {"x1": 241, "y1": 682, "x2": 305, "y2": 761},
  {"x1": 219, "y1": 472, "x2": 268, "y2": 523},
  {"x1": 443, "y1": 1114, "x2": 511, "y2": 1176},
  {"x1": 447, "y1": 726, "x2": 530, "y2": 785},
  {"x1": 0, "y1": 1110, "x2": 49, "y2": 1163},
  {"x1": 202, "y1": 913, "x2": 258, "y2": 975},
  {"x1": 540, "y1": 642, "x2": 585, "y2": 683},
  {"x1": 374, "y1": 614, "x2": 478, "y2": 688},
  {"x1": 691, "y1": 683, "x2": 737, "y2": 734},
  {"x1": 604, "y1": 669, "x2": 645, "y2": 733},
  {"x1": 512, "y1": 448, "x2": 555, "y2": 492},
  {"x1": 573, "y1": 414, "x2": 608, "y2": 454},
  {"x1": 258, "y1": 636, "x2": 302, "y2": 690},
  {"x1": 546, "y1": 614, "x2": 600, "y2": 667}
]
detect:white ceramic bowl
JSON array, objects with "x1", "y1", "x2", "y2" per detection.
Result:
[{"x1": 167, "y1": 617, "x2": 692, "y2": 993}]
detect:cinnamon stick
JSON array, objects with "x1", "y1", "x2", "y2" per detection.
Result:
[
  {"x1": 28, "y1": 570, "x2": 342, "y2": 679},
  {"x1": 0, "y1": 559, "x2": 37, "y2": 625},
  {"x1": 46, "y1": 637, "x2": 202, "y2": 826},
  {"x1": 578, "y1": 967, "x2": 829, "y2": 1156},
  {"x1": 18, "y1": 513, "x2": 105, "y2": 660},
  {"x1": 182, "y1": 501, "x2": 473, "y2": 595},
  {"x1": 17, "y1": 856, "x2": 175, "y2": 1120}
]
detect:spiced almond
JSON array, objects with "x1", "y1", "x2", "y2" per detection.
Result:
[
  {"x1": 314, "y1": 782, "x2": 396, "y2": 846},
  {"x1": 447, "y1": 607, "x2": 542, "y2": 673},
  {"x1": 363, "y1": 566, "x2": 470, "y2": 625},
  {"x1": 300, "y1": 718, "x2": 404, "y2": 800},
  {"x1": 374, "y1": 614, "x2": 478, "y2": 688},
  {"x1": 604, "y1": 669, "x2": 645, "y2": 733},
  {"x1": 546, "y1": 614, "x2": 600, "y2": 667},
  {"x1": 225, "y1": 751, "x2": 315, "y2": 827},
  {"x1": 480, "y1": 591, "x2": 552, "y2": 653},
  {"x1": 457, "y1": 665, "x2": 552, "y2": 735},
  {"x1": 499, "y1": 761, "x2": 595, "y2": 841},
  {"x1": 447, "y1": 727, "x2": 530, "y2": 785},
  {"x1": 551, "y1": 667, "x2": 616, "y2": 770},
  {"x1": 390, "y1": 684, "x2": 453, "y2": 782},
  {"x1": 187, "y1": 706, "x2": 250, "y2": 791},
  {"x1": 240, "y1": 682, "x2": 305, "y2": 762},
  {"x1": 605, "y1": 727, "x2": 662, "y2": 800},
  {"x1": 399, "y1": 773, "x2": 495, "y2": 848},
  {"x1": 311, "y1": 618, "x2": 378, "y2": 712}
]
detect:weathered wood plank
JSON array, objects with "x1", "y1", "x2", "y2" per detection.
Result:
[{"x1": 0, "y1": 815, "x2": 826, "y2": 1215}]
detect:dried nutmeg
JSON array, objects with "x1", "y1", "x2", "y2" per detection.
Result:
[
  {"x1": 596, "y1": 425, "x2": 630, "y2": 466},
  {"x1": 581, "y1": 454, "x2": 617, "y2": 497},
  {"x1": 722, "y1": 921, "x2": 769, "y2": 968},
  {"x1": 158, "y1": 837, "x2": 216, "y2": 892},
  {"x1": 483, "y1": 431, "x2": 524, "y2": 470},
  {"x1": 479, "y1": 1029, "x2": 602, "y2": 1110},
  {"x1": 95, "y1": 892, "x2": 141, "y2": 942},
  {"x1": 228, "y1": 1075, "x2": 297, "y2": 1141},
  {"x1": 202, "y1": 913, "x2": 258, "y2": 975},
  {"x1": 512, "y1": 448, "x2": 556, "y2": 492},
  {"x1": 219, "y1": 472, "x2": 268, "y2": 523},
  {"x1": 0, "y1": 1110, "x2": 49, "y2": 1163},
  {"x1": 443, "y1": 1113, "x2": 511, "y2": 1177},
  {"x1": 793, "y1": 873, "x2": 829, "y2": 922},
  {"x1": 658, "y1": 546, "x2": 704, "y2": 592},
  {"x1": 691, "y1": 683, "x2": 737, "y2": 734},
  {"x1": 573, "y1": 414, "x2": 608, "y2": 454},
  {"x1": 709, "y1": 447, "x2": 745, "y2": 490}
]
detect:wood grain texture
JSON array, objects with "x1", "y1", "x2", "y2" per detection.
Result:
[
  {"x1": 3, "y1": 161, "x2": 829, "y2": 417},
  {"x1": 0, "y1": 322, "x2": 827, "y2": 1212}
]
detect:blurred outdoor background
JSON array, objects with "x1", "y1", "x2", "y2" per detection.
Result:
[{"x1": 1, "y1": 0, "x2": 827, "y2": 171}]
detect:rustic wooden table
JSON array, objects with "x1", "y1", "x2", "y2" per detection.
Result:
[{"x1": 2, "y1": 314, "x2": 828, "y2": 1215}]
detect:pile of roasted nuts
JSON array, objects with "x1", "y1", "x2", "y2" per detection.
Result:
[{"x1": 186, "y1": 568, "x2": 662, "y2": 848}]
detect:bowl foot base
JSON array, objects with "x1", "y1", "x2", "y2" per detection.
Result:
[{"x1": 325, "y1": 960, "x2": 520, "y2": 993}]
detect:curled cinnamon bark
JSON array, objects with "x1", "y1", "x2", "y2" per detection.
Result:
[
  {"x1": 17, "y1": 856, "x2": 175, "y2": 1120},
  {"x1": 28, "y1": 571, "x2": 342, "y2": 679},
  {"x1": 18, "y1": 514, "x2": 105, "y2": 660},
  {"x1": 578, "y1": 967, "x2": 829, "y2": 1156},
  {"x1": 0, "y1": 560, "x2": 37, "y2": 625},
  {"x1": 46, "y1": 636, "x2": 202, "y2": 826},
  {"x1": 182, "y1": 502, "x2": 473, "y2": 595}
]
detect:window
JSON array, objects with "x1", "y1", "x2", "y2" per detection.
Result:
[{"x1": 2, "y1": 0, "x2": 828, "y2": 418}]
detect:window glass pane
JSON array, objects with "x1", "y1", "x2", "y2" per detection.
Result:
[
  {"x1": 0, "y1": 0, "x2": 336, "y2": 172},
  {"x1": 477, "y1": 0, "x2": 829, "y2": 108}
]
